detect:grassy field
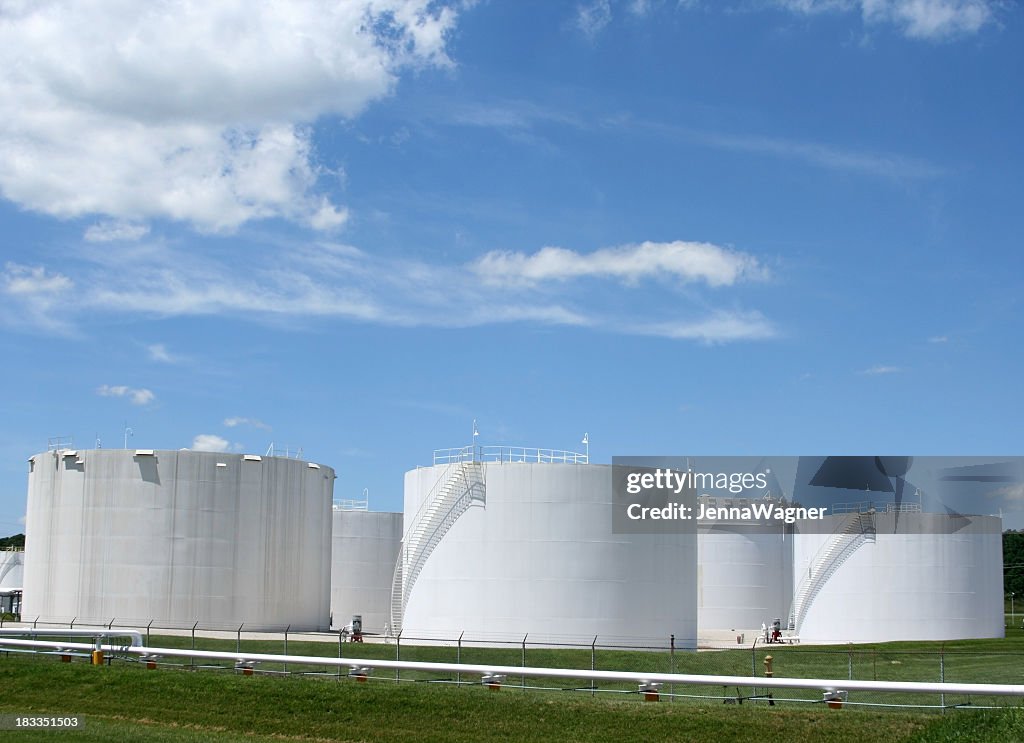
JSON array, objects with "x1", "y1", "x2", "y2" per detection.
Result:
[
  {"x1": 3, "y1": 653, "x2": 1024, "y2": 743},
  {"x1": 2, "y1": 633, "x2": 1024, "y2": 741}
]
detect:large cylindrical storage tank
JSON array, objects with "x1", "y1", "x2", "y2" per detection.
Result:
[
  {"x1": 793, "y1": 512, "x2": 1003, "y2": 644},
  {"x1": 400, "y1": 462, "x2": 697, "y2": 646},
  {"x1": 22, "y1": 449, "x2": 334, "y2": 630},
  {"x1": 0, "y1": 549, "x2": 23, "y2": 592},
  {"x1": 698, "y1": 517, "x2": 793, "y2": 632},
  {"x1": 330, "y1": 509, "x2": 402, "y2": 633}
]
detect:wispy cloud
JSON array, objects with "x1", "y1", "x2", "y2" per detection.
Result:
[
  {"x1": 146, "y1": 343, "x2": 178, "y2": 364},
  {"x1": 859, "y1": 364, "x2": 904, "y2": 375},
  {"x1": 97, "y1": 384, "x2": 156, "y2": 405},
  {"x1": 85, "y1": 221, "x2": 150, "y2": 243},
  {"x1": 575, "y1": 0, "x2": 613, "y2": 38},
  {"x1": 928, "y1": 335, "x2": 949, "y2": 344},
  {"x1": 224, "y1": 417, "x2": 272, "y2": 431},
  {"x1": 442, "y1": 100, "x2": 943, "y2": 182},
  {"x1": 628, "y1": 310, "x2": 777, "y2": 343},
  {"x1": 472, "y1": 241, "x2": 768, "y2": 289},
  {"x1": 759, "y1": 1, "x2": 999, "y2": 40},
  {"x1": 694, "y1": 129, "x2": 944, "y2": 180},
  {"x1": 986, "y1": 483, "x2": 1024, "y2": 504},
  {"x1": 2, "y1": 237, "x2": 778, "y2": 345}
]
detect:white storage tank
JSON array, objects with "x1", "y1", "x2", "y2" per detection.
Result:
[
  {"x1": 330, "y1": 508, "x2": 402, "y2": 634},
  {"x1": 697, "y1": 512, "x2": 793, "y2": 632},
  {"x1": 22, "y1": 449, "x2": 334, "y2": 630},
  {"x1": 792, "y1": 511, "x2": 1003, "y2": 644},
  {"x1": 0, "y1": 549, "x2": 23, "y2": 591},
  {"x1": 397, "y1": 456, "x2": 697, "y2": 647},
  {"x1": 0, "y1": 548, "x2": 23, "y2": 615}
]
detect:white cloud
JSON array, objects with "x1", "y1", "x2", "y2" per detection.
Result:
[
  {"x1": 0, "y1": 1, "x2": 461, "y2": 232},
  {"x1": 576, "y1": 0, "x2": 613, "y2": 38},
  {"x1": 4, "y1": 237, "x2": 778, "y2": 345},
  {"x1": 146, "y1": 344, "x2": 177, "y2": 363},
  {"x1": 191, "y1": 434, "x2": 230, "y2": 453},
  {"x1": 2, "y1": 263, "x2": 72, "y2": 296},
  {"x1": 860, "y1": 364, "x2": 904, "y2": 375},
  {"x1": 224, "y1": 417, "x2": 272, "y2": 431},
  {"x1": 1, "y1": 263, "x2": 74, "y2": 332},
  {"x1": 629, "y1": 310, "x2": 777, "y2": 343},
  {"x1": 770, "y1": 0, "x2": 999, "y2": 40},
  {"x1": 988, "y1": 483, "x2": 1024, "y2": 504},
  {"x1": 928, "y1": 335, "x2": 949, "y2": 343},
  {"x1": 472, "y1": 241, "x2": 768, "y2": 288},
  {"x1": 696, "y1": 130, "x2": 944, "y2": 180},
  {"x1": 97, "y1": 384, "x2": 156, "y2": 405},
  {"x1": 84, "y1": 221, "x2": 150, "y2": 243}
]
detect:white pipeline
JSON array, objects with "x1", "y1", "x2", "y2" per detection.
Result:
[
  {"x1": 0, "y1": 629, "x2": 144, "y2": 646},
  {"x1": 1, "y1": 637, "x2": 1023, "y2": 698}
]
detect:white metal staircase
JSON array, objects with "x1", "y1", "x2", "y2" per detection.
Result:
[
  {"x1": 389, "y1": 461, "x2": 486, "y2": 635},
  {"x1": 788, "y1": 509, "x2": 876, "y2": 632}
]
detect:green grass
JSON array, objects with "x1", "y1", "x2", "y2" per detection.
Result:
[
  {"x1": 0, "y1": 654, "x2": 939, "y2": 743},
  {"x1": 125, "y1": 628, "x2": 1024, "y2": 708},
  {"x1": 3, "y1": 633, "x2": 1024, "y2": 741}
]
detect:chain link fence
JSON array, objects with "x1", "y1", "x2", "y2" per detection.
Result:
[{"x1": 3, "y1": 617, "x2": 1022, "y2": 711}]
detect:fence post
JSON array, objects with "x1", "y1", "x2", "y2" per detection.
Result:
[
  {"x1": 457, "y1": 631, "x2": 463, "y2": 687},
  {"x1": 70, "y1": 616, "x2": 76, "y2": 630},
  {"x1": 284, "y1": 625, "x2": 290, "y2": 674},
  {"x1": 522, "y1": 634, "x2": 528, "y2": 689},
  {"x1": 191, "y1": 621, "x2": 198, "y2": 669},
  {"x1": 395, "y1": 630, "x2": 402, "y2": 684},
  {"x1": 670, "y1": 635, "x2": 675, "y2": 703},
  {"x1": 848, "y1": 644, "x2": 853, "y2": 681},
  {"x1": 146, "y1": 620, "x2": 153, "y2": 647},
  {"x1": 940, "y1": 644, "x2": 945, "y2": 713},
  {"x1": 337, "y1": 629, "x2": 343, "y2": 679},
  {"x1": 591, "y1": 636, "x2": 597, "y2": 698}
]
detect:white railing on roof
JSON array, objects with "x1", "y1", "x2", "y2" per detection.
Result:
[
  {"x1": 334, "y1": 488, "x2": 369, "y2": 511},
  {"x1": 265, "y1": 442, "x2": 303, "y2": 459},
  {"x1": 830, "y1": 500, "x2": 875, "y2": 514},
  {"x1": 884, "y1": 501, "x2": 922, "y2": 513},
  {"x1": 433, "y1": 445, "x2": 588, "y2": 466},
  {"x1": 831, "y1": 500, "x2": 922, "y2": 515},
  {"x1": 47, "y1": 436, "x2": 73, "y2": 452}
]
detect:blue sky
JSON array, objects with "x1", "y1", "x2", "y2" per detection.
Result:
[{"x1": 1, "y1": 0, "x2": 1022, "y2": 531}]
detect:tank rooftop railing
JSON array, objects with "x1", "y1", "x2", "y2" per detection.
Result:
[
  {"x1": 47, "y1": 436, "x2": 73, "y2": 452},
  {"x1": 433, "y1": 445, "x2": 588, "y2": 466},
  {"x1": 265, "y1": 442, "x2": 303, "y2": 460},
  {"x1": 831, "y1": 500, "x2": 923, "y2": 515}
]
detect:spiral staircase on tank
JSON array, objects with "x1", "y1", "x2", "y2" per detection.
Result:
[
  {"x1": 0, "y1": 550, "x2": 22, "y2": 586},
  {"x1": 389, "y1": 460, "x2": 486, "y2": 635},
  {"x1": 788, "y1": 507, "x2": 877, "y2": 633}
]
